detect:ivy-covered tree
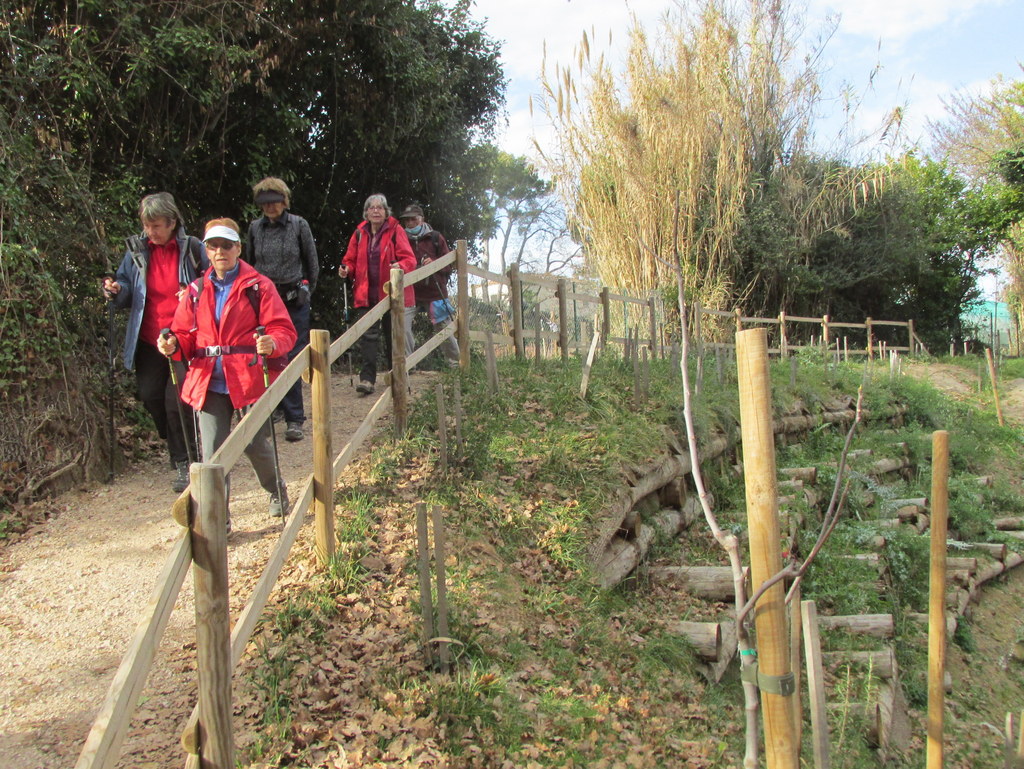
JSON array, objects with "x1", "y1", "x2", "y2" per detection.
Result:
[{"x1": 0, "y1": 0, "x2": 505, "y2": 498}]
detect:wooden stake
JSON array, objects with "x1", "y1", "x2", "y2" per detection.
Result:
[
  {"x1": 580, "y1": 329, "x2": 601, "y2": 398},
  {"x1": 390, "y1": 267, "x2": 409, "y2": 436},
  {"x1": 310, "y1": 329, "x2": 335, "y2": 564},
  {"x1": 432, "y1": 505, "x2": 451, "y2": 673},
  {"x1": 927, "y1": 430, "x2": 949, "y2": 769},
  {"x1": 802, "y1": 600, "x2": 830, "y2": 769},
  {"x1": 600, "y1": 286, "x2": 611, "y2": 348},
  {"x1": 416, "y1": 503, "x2": 434, "y2": 667},
  {"x1": 986, "y1": 348, "x2": 1005, "y2": 426},
  {"x1": 453, "y1": 379, "x2": 464, "y2": 460},
  {"x1": 736, "y1": 328, "x2": 798, "y2": 769},
  {"x1": 455, "y1": 240, "x2": 470, "y2": 369},
  {"x1": 191, "y1": 464, "x2": 234, "y2": 769},
  {"x1": 534, "y1": 310, "x2": 542, "y2": 362},
  {"x1": 509, "y1": 263, "x2": 525, "y2": 358},
  {"x1": 435, "y1": 383, "x2": 448, "y2": 471},
  {"x1": 484, "y1": 329, "x2": 498, "y2": 395},
  {"x1": 557, "y1": 278, "x2": 569, "y2": 361},
  {"x1": 790, "y1": 584, "x2": 803, "y2": 754}
]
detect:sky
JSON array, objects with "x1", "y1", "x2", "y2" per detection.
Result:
[
  {"x1": 465, "y1": 0, "x2": 1024, "y2": 297},
  {"x1": 466, "y1": 0, "x2": 1024, "y2": 161}
]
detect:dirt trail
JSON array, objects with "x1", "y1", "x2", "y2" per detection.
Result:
[{"x1": 0, "y1": 369, "x2": 439, "y2": 769}]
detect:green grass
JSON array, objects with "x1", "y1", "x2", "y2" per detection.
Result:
[{"x1": 239, "y1": 350, "x2": 1024, "y2": 768}]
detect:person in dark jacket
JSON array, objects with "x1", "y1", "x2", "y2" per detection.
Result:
[
  {"x1": 338, "y1": 194, "x2": 416, "y2": 395},
  {"x1": 102, "y1": 192, "x2": 206, "y2": 491},
  {"x1": 247, "y1": 177, "x2": 319, "y2": 443},
  {"x1": 399, "y1": 204, "x2": 459, "y2": 366},
  {"x1": 157, "y1": 218, "x2": 296, "y2": 526}
]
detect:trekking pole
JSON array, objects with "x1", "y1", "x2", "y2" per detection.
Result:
[
  {"x1": 105, "y1": 286, "x2": 116, "y2": 483},
  {"x1": 342, "y1": 278, "x2": 354, "y2": 385},
  {"x1": 255, "y1": 325, "x2": 287, "y2": 517},
  {"x1": 160, "y1": 328, "x2": 197, "y2": 465}
]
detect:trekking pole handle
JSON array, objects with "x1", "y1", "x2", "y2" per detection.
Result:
[
  {"x1": 159, "y1": 328, "x2": 180, "y2": 385},
  {"x1": 255, "y1": 325, "x2": 271, "y2": 387}
]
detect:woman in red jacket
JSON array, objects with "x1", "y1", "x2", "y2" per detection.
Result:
[
  {"x1": 337, "y1": 193, "x2": 416, "y2": 395},
  {"x1": 158, "y1": 218, "x2": 296, "y2": 525}
]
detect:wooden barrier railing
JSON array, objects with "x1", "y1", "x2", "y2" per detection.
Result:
[
  {"x1": 76, "y1": 246, "x2": 460, "y2": 769},
  {"x1": 463, "y1": 264, "x2": 922, "y2": 362},
  {"x1": 76, "y1": 239, "x2": 925, "y2": 769}
]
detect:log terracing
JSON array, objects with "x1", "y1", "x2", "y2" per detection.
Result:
[{"x1": 588, "y1": 393, "x2": 1024, "y2": 757}]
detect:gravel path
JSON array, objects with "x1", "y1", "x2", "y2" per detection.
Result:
[{"x1": 0, "y1": 370, "x2": 437, "y2": 768}]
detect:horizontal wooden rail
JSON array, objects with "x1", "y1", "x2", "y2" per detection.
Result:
[
  {"x1": 469, "y1": 329, "x2": 515, "y2": 345},
  {"x1": 76, "y1": 532, "x2": 193, "y2": 769},
  {"x1": 181, "y1": 473, "x2": 315, "y2": 754},
  {"x1": 404, "y1": 250, "x2": 455, "y2": 287},
  {"x1": 785, "y1": 314, "x2": 823, "y2": 323},
  {"x1": 520, "y1": 272, "x2": 562, "y2": 289},
  {"x1": 607, "y1": 292, "x2": 649, "y2": 306},
  {"x1": 467, "y1": 264, "x2": 509, "y2": 285},
  {"x1": 408, "y1": 323, "x2": 456, "y2": 370},
  {"x1": 328, "y1": 297, "x2": 389, "y2": 365},
  {"x1": 565, "y1": 290, "x2": 601, "y2": 304},
  {"x1": 333, "y1": 388, "x2": 394, "y2": 477},
  {"x1": 827, "y1": 321, "x2": 868, "y2": 329},
  {"x1": 870, "y1": 320, "x2": 910, "y2": 327}
]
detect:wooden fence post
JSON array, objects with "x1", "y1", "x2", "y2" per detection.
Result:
[
  {"x1": 390, "y1": 267, "x2": 409, "y2": 436},
  {"x1": 986, "y1": 348, "x2": 1005, "y2": 426},
  {"x1": 557, "y1": 278, "x2": 569, "y2": 361},
  {"x1": 432, "y1": 505, "x2": 451, "y2": 674},
  {"x1": 509, "y1": 263, "x2": 525, "y2": 358},
  {"x1": 735, "y1": 307, "x2": 743, "y2": 336},
  {"x1": 908, "y1": 320, "x2": 917, "y2": 356},
  {"x1": 736, "y1": 328, "x2": 798, "y2": 769},
  {"x1": 484, "y1": 329, "x2": 499, "y2": 395},
  {"x1": 310, "y1": 329, "x2": 335, "y2": 565},
  {"x1": 927, "y1": 430, "x2": 950, "y2": 769},
  {"x1": 456, "y1": 240, "x2": 470, "y2": 370},
  {"x1": 779, "y1": 311, "x2": 788, "y2": 358},
  {"x1": 866, "y1": 318, "x2": 874, "y2": 361},
  {"x1": 191, "y1": 464, "x2": 234, "y2": 769},
  {"x1": 435, "y1": 383, "x2": 448, "y2": 471},
  {"x1": 416, "y1": 503, "x2": 435, "y2": 668},
  {"x1": 648, "y1": 295, "x2": 658, "y2": 360},
  {"x1": 453, "y1": 379, "x2": 464, "y2": 460},
  {"x1": 600, "y1": 287, "x2": 611, "y2": 348},
  {"x1": 821, "y1": 314, "x2": 831, "y2": 350},
  {"x1": 802, "y1": 600, "x2": 830, "y2": 769}
]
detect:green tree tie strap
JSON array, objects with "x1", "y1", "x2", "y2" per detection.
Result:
[{"x1": 740, "y1": 661, "x2": 796, "y2": 696}]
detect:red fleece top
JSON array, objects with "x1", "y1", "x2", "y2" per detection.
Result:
[{"x1": 139, "y1": 240, "x2": 181, "y2": 347}]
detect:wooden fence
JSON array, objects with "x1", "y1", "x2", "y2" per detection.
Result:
[
  {"x1": 75, "y1": 242, "x2": 926, "y2": 768},
  {"x1": 461, "y1": 261, "x2": 927, "y2": 361}
]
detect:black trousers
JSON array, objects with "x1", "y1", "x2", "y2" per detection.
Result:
[
  {"x1": 134, "y1": 341, "x2": 197, "y2": 465},
  {"x1": 352, "y1": 307, "x2": 398, "y2": 385}
]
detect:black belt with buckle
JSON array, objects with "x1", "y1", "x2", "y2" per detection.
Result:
[{"x1": 194, "y1": 345, "x2": 257, "y2": 358}]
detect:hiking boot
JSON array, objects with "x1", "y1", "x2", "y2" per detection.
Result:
[
  {"x1": 269, "y1": 485, "x2": 290, "y2": 518},
  {"x1": 272, "y1": 409, "x2": 284, "y2": 425},
  {"x1": 171, "y1": 460, "x2": 189, "y2": 493},
  {"x1": 284, "y1": 422, "x2": 304, "y2": 442},
  {"x1": 356, "y1": 379, "x2": 375, "y2": 395}
]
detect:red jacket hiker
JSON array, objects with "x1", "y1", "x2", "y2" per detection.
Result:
[
  {"x1": 341, "y1": 216, "x2": 416, "y2": 308},
  {"x1": 170, "y1": 260, "x2": 296, "y2": 411}
]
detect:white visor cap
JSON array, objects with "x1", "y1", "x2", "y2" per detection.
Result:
[{"x1": 204, "y1": 225, "x2": 241, "y2": 243}]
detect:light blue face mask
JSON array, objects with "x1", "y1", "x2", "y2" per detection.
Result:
[{"x1": 405, "y1": 224, "x2": 425, "y2": 238}]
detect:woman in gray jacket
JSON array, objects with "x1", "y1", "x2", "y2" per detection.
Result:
[
  {"x1": 247, "y1": 177, "x2": 319, "y2": 443},
  {"x1": 102, "y1": 192, "x2": 207, "y2": 491}
]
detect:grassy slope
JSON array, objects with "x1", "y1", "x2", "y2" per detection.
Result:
[{"x1": 235, "y1": 351, "x2": 1024, "y2": 769}]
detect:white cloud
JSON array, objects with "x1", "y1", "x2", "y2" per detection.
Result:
[{"x1": 809, "y1": 0, "x2": 1007, "y2": 42}]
